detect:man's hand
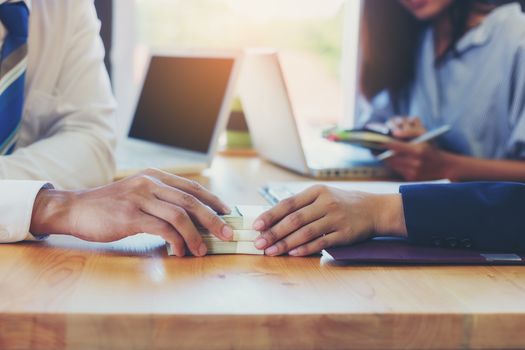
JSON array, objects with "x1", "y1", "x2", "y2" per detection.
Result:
[
  {"x1": 30, "y1": 168, "x2": 233, "y2": 257},
  {"x1": 384, "y1": 141, "x2": 456, "y2": 181},
  {"x1": 251, "y1": 185, "x2": 407, "y2": 257}
]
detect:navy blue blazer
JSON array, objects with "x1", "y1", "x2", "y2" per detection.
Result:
[{"x1": 400, "y1": 182, "x2": 525, "y2": 251}]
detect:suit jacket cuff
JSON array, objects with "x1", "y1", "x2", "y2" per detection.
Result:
[{"x1": 400, "y1": 182, "x2": 525, "y2": 251}]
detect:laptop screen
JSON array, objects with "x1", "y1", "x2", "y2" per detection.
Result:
[{"x1": 129, "y1": 55, "x2": 235, "y2": 154}]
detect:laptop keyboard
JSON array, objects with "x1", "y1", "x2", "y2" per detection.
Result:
[{"x1": 116, "y1": 139, "x2": 205, "y2": 170}]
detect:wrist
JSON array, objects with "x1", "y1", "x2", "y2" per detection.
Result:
[
  {"x1": 441, "y1": 152, "x2": 466, "y2": 181},
  {"x1": 30, "y1": 189, "x2": 76, "y2": 235},
  {"x1": 372, "y1": 194, "x2": 408, "y2": 237}
]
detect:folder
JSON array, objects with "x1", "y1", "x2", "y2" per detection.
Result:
[{"x1": 323, "y1": 237, "x2": 525, "y2": 265}]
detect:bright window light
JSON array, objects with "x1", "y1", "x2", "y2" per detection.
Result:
[
  {"x1": 223, "y1": 0, "x2": 345, "y2": 21},
  {"x1": 115, "y1": 0, "x2": 361, "y2": 131}
]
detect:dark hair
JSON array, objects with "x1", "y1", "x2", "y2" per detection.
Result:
[{"x1": 359, "y1": 0, "x2": 525, "y2": 106}]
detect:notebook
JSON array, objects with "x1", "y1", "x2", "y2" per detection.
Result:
[{"x1": 323, "y1": 237, "x2": 525, "y2": 265}]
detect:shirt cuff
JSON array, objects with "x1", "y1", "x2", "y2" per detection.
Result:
[{"x1": 0, "y1": 180, "x2": 53, "y2": 243}]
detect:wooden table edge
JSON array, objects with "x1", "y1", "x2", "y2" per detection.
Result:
[{"x1": 1, "y1": 312, "x2": 524, "y2": 350}]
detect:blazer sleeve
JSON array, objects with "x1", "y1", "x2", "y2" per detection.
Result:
[{"x1": 400, "y1": 182, "x2": 525, "y2": 251}]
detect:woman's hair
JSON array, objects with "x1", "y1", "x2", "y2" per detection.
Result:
[{"x1": 359, "y1": 0, "x2": 525, "y2": 105}]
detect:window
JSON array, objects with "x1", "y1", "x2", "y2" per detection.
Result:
[{"x1": 113, "y1": 0, "x2": 361, "y2": 134}]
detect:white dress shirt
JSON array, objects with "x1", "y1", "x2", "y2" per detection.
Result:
[{"x1": 0, "y1": 0, "x2": 117, "y2": 242}]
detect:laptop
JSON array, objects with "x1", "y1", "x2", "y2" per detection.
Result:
[
  {"x1": 238, "y1": 51, "x2": 388, "y2": 179},
  {"x1": 116, "y1": 52, "x2": 242, "y2": 179}
]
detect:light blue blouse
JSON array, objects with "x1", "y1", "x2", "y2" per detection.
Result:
[{"x1": 358, "y1": 3, "x2": 525, "y2": 160}]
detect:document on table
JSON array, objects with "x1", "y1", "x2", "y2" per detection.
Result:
[{"x1": 260, "y1": 180, "x2": 450, "y2": 204}]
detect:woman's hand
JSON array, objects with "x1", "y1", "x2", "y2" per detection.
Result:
[
  {"x1": 252, "y1": 185, "x2": 407, "y2": 257},
  {"x1": 384, "y1": 141, "x2": 457, "y2": 181},
  {"x1": 30, "y1": 168, "x2": 233, "y2": 257},
  {"x1": 386, "y1": 116, "x2": 426, "y2": 140}
]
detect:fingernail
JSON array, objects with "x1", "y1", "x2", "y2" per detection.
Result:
[
  {"x1": 266, "y1": 246, "x2": 278, "y2": 256},
  {"x1": 289, "y1": 249, "x2": 299, "y2": 256},
  {"x1": 254, "y1": 237, "x2": 267, "y2": 249},
  {"x1": 253, "y1": 219, "x2": 265, "y2": 231},
  {"x1": 222, "y1": 226, "x2": 234, "y2": 240},
  {"x1": 222, "y1": 205, "x2": 231, "y2": 214},
  {"x1": 198, "y1": 242, "x2": 207, "y2": 257},
  {"x1": 171, "y1": 244, "x2": 183, "y2": 257}
]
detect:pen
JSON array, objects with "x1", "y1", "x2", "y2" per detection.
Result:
[{"x1": 376, "y1": 125, "x2": 451, "y2": 161}]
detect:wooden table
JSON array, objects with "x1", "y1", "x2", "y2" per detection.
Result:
[{"x1": 1, "y1": 156, "x2": 525, "y2": 350}]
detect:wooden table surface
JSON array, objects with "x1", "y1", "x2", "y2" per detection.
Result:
[{"x1": 1, "y1": 156, "x2": 525, "y2": 350}]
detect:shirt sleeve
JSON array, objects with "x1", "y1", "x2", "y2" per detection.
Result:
[
  {"x1": 0, "y1": 0, "x2": 116, "y2": 190},
  {"x1": 400, "y1": 182, "x2": 525, "y2": 251},
  {"x1": 355, "y1": 92, "x2": 396, "y2": 128},
  {"x1": 0, "y1": 180, "x2": 51, "y2": 243},
  {"x1": 505, "y1": 45, "x2": 525, "y2": 159}
]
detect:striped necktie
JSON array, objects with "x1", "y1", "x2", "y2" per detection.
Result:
[{"x1": 0, "y1": 1, "x2": 29, "y2": 155}]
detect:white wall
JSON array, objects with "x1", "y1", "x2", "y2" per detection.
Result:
[
  {"x1": 112, "y1": 0, "x2": 139, "y2": 139},
  {"x1": 111, "y1": 0, "x2": 361, "y2": 132},
  {"x1": 341, "y1": 0, "x2": 361, "y2": 128}
]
